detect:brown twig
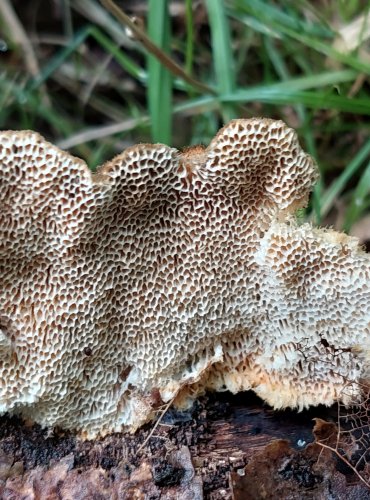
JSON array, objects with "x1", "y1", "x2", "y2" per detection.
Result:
[{"x1": 99, "y1": 0, "x2": 215, "y2": 95}]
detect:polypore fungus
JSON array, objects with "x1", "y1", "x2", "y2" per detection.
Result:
[{"x1": 1, "y1": 119, "x2": 370, "y2": 437}]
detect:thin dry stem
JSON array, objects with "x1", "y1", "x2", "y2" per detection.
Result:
[
  {"x1": 138, "y1": 397, "x2": 175, "y2": 453},
  {"x1": 56, "y1": 116, "x2": 150, "y2": 149},
  {"x1": 0, "y1": 0, "x2": 39, "y2": 78},
  {"x1": 0, "y1": 0, "x2": 50, "y2": 106},
  {"x1": 100, "y1": 0, "x2": 215, "y2": 95}
]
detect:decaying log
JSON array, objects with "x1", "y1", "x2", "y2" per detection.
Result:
[{"x1": 0, "y1": 391, "x2": 369, "y2": 499}]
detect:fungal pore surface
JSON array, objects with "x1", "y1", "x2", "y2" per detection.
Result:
[{"x1": 1, "y1": 119, "x2": 370, "y2": 437}]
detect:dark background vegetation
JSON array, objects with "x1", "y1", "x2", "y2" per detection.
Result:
[{"x1": 1, "y1": 0, "x2": 370, "y2": 234}]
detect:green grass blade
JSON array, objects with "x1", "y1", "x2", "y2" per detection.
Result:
[
  {"x1": 206, "y1": 0, "x2": 236, "y2": 121},
  {"x1": 222, "y1": 88, "x2": 370, "y2": 115},
  {"x1": 229, "y1": 69, "x2": 357, "y2": 93},
  {"x1": 343, "y1": 160, "x2": 370, "y2": 231},
  {"x1": 185, "y1": 0, "x2": 194, "y2": 77},
  {"x1": 321, "y1": 138, "x2": 370, "y2": 218},
  {"x1": 28, "y1": 26, "x2": 91, "y2": 92},
  {"x1": 147, "y1": 0, "x2": 172, "y2": 143},
  {"x1": 90, "y1": 27, "x2": 146, "y2": 81},
  {"x1": 28, "y1": 26, "x2": 146, "y2": 94},
  {"x1": 0, "y1": 78, "x2": 72, "y2": 136},
  {"x1": 232, "y1": 0, "x2": 370, "y2": 74},
  {"x1": 232, "y1": 0, "x2": 334, "y2": 38},
  {"x1": 173, "y1": 68, "x2": 368, "y2": 115}
]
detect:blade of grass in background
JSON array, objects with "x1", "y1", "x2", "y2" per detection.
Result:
[
  {"x1": 28, "y1": 26, "x2": 146, "y2": 94},
  {"x1": 222, "y1": 88, "x2": 370, "y2": 115},
  {"x1": 206, "y1": 0, "x2": 237, "y2": 122},
  {"x1": 185, "y1": 0, "x2": 194, "y2": 77},
  {"x1": 100, "y1": 0, "x2": 215, "y2": 95},
  {"x1": 0, "y1": 78, "x2": 71, "y2": 134},
  {"x1": 232, "y1": 0, "x2": 370, "y2": 74},
  {"x1": 321, "y1": 138, "x2": 370, "y2": 218},
  {"x1": 147, "y1": 0, "x2": 172, "y2": 144},
  {"x1": 235, "y1": 0, "x2": 334, "y2": 38},
  {"x1": 343, "y1": 160, "x2": 370, "y2": 232},
  {"x1": 53, "y1": 68, "x2": 369, "y2": 149}
]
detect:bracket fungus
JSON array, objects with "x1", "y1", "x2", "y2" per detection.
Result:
[{"x1": 1, "y1": 118, "x2": 370, "y2": 438}]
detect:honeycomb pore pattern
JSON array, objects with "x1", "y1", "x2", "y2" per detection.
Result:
[{"x1": 0, "y1": 118, "x2": 369, "y2": 437}]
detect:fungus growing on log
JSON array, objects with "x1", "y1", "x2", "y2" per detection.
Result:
[{"x1": 1, "y1": 119, "x2": 369, "y2": 438}]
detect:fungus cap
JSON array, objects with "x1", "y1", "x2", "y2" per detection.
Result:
[{"x1": 0, "y1": 118, "x2": 369, "y2": 437}]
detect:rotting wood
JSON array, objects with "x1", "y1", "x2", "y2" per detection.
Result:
[{"x1": 1, "y1": 391, "x2": 369, "y2": 499}]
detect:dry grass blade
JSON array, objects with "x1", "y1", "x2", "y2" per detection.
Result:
[
  {"x1": 0, "y1": 0, "x2": 51, "y2": 107},
  {"x1": 99, "y1": 0, "x2": 215, "y2": 95},
  {"x1": 0, "y1": 0, "x2": 40, "y2": 78},
  {"x1": 73, "y1": 0, "x2": 133, "y2": 47},
  {"x1": 333, "y1": 12, "x2": 370, "y2": 54},
  {"x1": 56, "y1": 116, "x2": 149, "y2": 149}
]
